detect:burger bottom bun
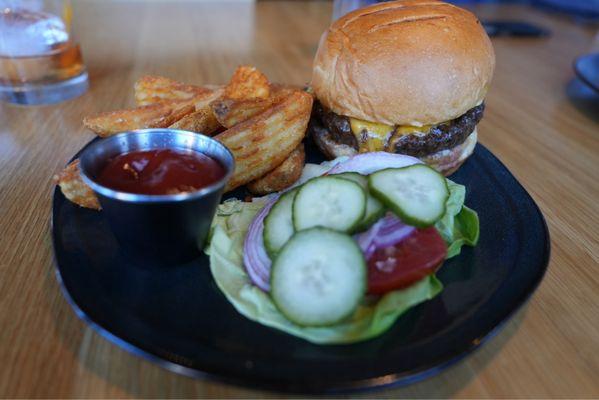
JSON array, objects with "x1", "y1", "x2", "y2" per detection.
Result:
[{"x1": 422, "y1": 129, "x2": 477, "y2": 176}]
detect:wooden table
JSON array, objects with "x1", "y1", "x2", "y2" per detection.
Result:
[{"x1": 1, "y1": 1, "x2": 598, "y2": 397}]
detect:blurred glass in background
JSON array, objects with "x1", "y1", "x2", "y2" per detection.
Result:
[
  {"x1": 0, "y1": 0, "x2": 88, "y2": 105},
  {"x1": 332, "y1": 0, "x2": 377, "y2": 20}
]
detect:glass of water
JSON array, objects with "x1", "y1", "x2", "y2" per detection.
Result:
[{"x1": 0, "y1": 0, "x2": 88, "y2": 105}]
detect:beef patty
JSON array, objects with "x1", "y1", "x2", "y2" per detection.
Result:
[{"x1": 312, "y1": 102, "x2": 484, "y2": 157}]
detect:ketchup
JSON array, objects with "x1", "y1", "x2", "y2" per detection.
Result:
[{"x1": 96, "y1": 149, "x2": 226, "y2": 195}]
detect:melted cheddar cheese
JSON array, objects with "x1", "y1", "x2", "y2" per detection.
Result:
[
  {"x1": 349, "y1": 118, "x2": 431, "y2": 152},
  {"x1": 349, "y1": 119, "x2": 394, "y2": 152}
]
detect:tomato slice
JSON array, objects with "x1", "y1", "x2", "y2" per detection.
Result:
[{"x1": 367, "y1": 227, "x2": 447, "y2": 295}]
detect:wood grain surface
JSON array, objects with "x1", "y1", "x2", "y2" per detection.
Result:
[{"x1": 1, "y1": 1, "x2": 598, "y2": 398}]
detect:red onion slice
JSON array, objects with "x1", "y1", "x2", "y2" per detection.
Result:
[
  {"x1": 243, "y1": 198, "x2": 278, "y2": 291},
  {"x1": 374, "y1": 217, "x2": 416, "y2": 248},
  {"x1": 354, "y1": 214, "x2": 415, "y2": 260},
  {"x1": 355, "y1": 218, "x2": 384, "y2": 259},
  {"x1": 327, "y1": 152, "x2": 422, "y2": 175}
]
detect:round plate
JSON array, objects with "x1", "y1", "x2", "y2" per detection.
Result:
[{"x1": 52, "y1": 141, "x2": 550, "y2": 393}]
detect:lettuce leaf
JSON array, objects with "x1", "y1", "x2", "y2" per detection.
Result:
[
  {"x1": 205, "y1": 178, "x2": 478, "y2": 344},
  {"x1": 435, "y1": 180, "x2": 480, "y2": 258},
  {"x1": 207, "y1": 201, "x2": 442, "y2": 344}
]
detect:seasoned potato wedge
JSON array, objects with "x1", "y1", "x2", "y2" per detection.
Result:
[
  {"x1": 84, "y1": 90, "x2": 222, "y2": 137},
  {"x1": 169, "y1": 107, "x2": 221, "y2": 134},
  {"x1": 211, "y1": 97, "x2": 276, "y2": 129},
  {"x1": 246, "y1": 143, "x2": 305, "y2": 195},
  {"x1": 224, "y1": 66, "x2": 270, "y2": 100},
  {"x1": 54, "y1": 160, "x2": 100, "y2": 210},
  {"x1": 169, "y1": 90, "x2": 224, "y2": 134},
  {"x1": 134, "y1": 75, "x2": 212, "y2": 106},
  {"x1": 215, "y1": 90, "x2": 313, "y2": 191},
  {"x1": 83, "y1": 99, "x2": 195, "y2": 137},
  {"x1": 211, "y1": 86, "x2": 294, "y2": 128}
]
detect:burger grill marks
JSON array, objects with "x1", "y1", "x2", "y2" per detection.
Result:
[{"x1": 314, "y1": 102, "x2": 484, "y2": 157}]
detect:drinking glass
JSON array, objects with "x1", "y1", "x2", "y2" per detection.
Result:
[
  {"x1": 332, "y1": 0, "x2": 379, "y2": 20},
  {"x1": 0, "y1": 0, "x2": 88, "y2": 105}
]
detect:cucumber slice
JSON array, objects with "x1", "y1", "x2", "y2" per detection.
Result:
[
  {"x1": 368, "y1": 165, "x2": 449, "y2": 227},
  {"x1": 293, "y1": 176, "x2": 366, "y2": 232},
  {"x1": 263, "y1": 188, "x2": 298, "y2": 259},
  {"x1": 332, "y1": 172, "x2": 385, "y2": 231},
  {"x1": 270, "y1": 228, "x2": 366, "y2": 326}
]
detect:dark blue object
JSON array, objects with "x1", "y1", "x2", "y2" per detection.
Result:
[
  {"x1": 533, "y1": 0, "x2": 599, "y2": 20},
  {"x1": 482, "y1": 20, "x2": 550, "y2": 37},
  {"x1": 52, "y1": 141, "x2": 550, "y2": 393},
  {"x1": 574, "y1": 53, "x2": 599, "y2": 93}
]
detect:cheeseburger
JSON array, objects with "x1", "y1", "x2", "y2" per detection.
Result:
[{"x1": 310, "y1": 0, "x2": 495, "y2": 175}]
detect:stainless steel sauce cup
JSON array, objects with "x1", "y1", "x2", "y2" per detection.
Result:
[{"x1": 79, "y1": 129, "x2": 234, "y2": 265}]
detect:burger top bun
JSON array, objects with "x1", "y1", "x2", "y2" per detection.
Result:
[{"x1": 312, "y1": 0, "x2": 495, "y2": 126}]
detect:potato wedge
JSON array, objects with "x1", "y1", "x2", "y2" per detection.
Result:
[
  {"x1": 211, "y1": 86, "x2": 294, "y2": 128},
  {"x1": 134, "y1": 75, "x2": 213, "y2": 106},
  {"x1": 246, "y1": 143, "x2": 305, "y2": 195},
  {"x1": 169, "y1": 88, "x2": 224, "y2": 134},
  {"x1": 215, "y1": 90, "x2": 313, "y2": 191},
  {"x1": 83, "y1": 99, "x2": 195, "y2": 137},
  {"x1": 224, "y1": 65, "x2": 270, "y2": 100},
  {"x1": 169, "y1": 107, "x2": 221, "y2": 134},
  {"x1": 54, "y1": 160, "x2": 100, "y2": 210},
  {"x1": 84, "y1": 89, "x2": 223, "y2": 137},
  {"x1": 211, "y1": 97, "x2": 275, "y2": 129}
]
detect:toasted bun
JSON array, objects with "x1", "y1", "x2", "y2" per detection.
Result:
[
  {"x1": 312, "y1": 0, "x2": 495, "y2": 126},
  {"x1": 422, "y1": 129, "x2": 477, "y2": 175}
]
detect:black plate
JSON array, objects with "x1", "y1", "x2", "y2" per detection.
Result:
[{"x1": 52, "y1": 142, "x2": 550, "y2": 393}]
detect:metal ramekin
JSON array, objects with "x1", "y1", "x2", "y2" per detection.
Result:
[{"x1": 79, "y1": 129, "x2": 234, "y2": 265}]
